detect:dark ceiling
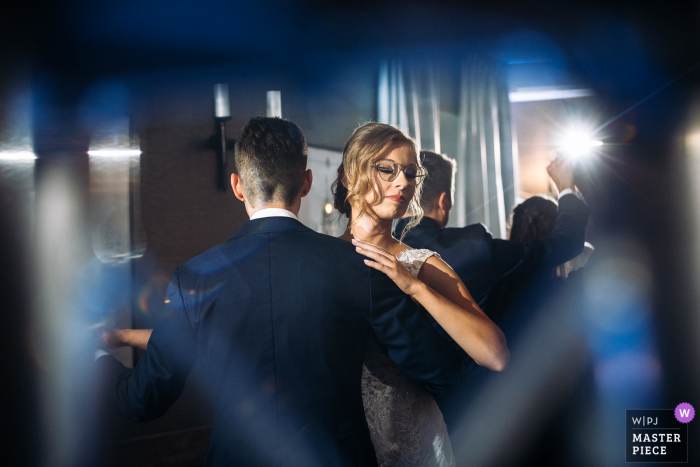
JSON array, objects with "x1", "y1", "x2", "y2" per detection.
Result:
[
  {"x1": 2, "y1": 0, "x2": 699, "y2": 155},
  {"x1": 4, "y1": 1, "x2": 698, "y2": 86}
]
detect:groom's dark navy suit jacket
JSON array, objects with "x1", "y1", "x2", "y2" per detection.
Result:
[{"x1": 98, "y1": 217, "x2": 462, "y2": 467}]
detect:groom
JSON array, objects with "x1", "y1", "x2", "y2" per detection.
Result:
[{"x1": 97, "y1": 117, "x2": 462, "y2": 467}]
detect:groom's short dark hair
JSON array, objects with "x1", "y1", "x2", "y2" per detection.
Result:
[
  {"x1": 419, "y1": 150, "x2": 456, "y2": 210},
  {"x1": 236, "y1": 117, "x2": 307, "y2": 207}
]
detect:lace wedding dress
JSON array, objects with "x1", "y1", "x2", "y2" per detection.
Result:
[{"x1": 362, "y1": 249, "x2": 456, "y2": 467}]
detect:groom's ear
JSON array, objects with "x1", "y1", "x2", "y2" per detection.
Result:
[
  {"x1": 231, "y1": 173, "x2": 246, "y2": 201},
  {"x1": 300, "y1": 169, "x2": 313, "y2": 197},
  {"x1": 437, "y1": 191, "x2": 452, "y2": 213}
]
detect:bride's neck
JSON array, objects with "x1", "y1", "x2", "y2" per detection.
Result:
[{"x1": 340, "y1": 213, "x2": 395, "y2": 249}]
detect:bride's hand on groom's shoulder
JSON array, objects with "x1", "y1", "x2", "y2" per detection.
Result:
[{"x1": 352, "y1": 239, "x2": 423, "y2": 297}]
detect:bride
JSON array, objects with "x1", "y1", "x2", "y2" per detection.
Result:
[
  {"x1": 334, "y1": 122, "x2": 507, "y2": 466},
  {"x1": 100, "y1": 122, "x2": 508, "y2": 467}
]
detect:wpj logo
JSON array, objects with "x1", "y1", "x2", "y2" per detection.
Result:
[
  {"x1": 632, "y1": 416, "x2": 660, "y2": 427},
  {"x1": 626, "y1": 406, "x2": 691, "y2": 463}
]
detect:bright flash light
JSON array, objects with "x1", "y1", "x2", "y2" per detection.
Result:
[
  {"x1": 88, "y1": 149, "x2": 142, "y2": 158},
  {"x1": 557, "y1": 129, "x2": 603, "y2": 160},
  {"x1": 324, "y1": 203, "x2": 333, "y2": 214},
  {"x1": 0, "y1": 151, "x2": 37, "y2": 161}
]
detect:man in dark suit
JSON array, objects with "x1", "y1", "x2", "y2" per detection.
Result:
[
  {"x1": 97, "y1": 118, "x2": 462, "y2": 467},
  {"x1": 394, "y1": 150, "x2": 589, "y2": 438},
  {"x1": 395, "y1": 150, "x2": 589, "y2": 318}
]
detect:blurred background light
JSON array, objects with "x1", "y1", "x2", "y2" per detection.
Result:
[
  {"x1": 0, "y1": 150, "x2": 37, "y2": 161},
  {"x1": 0, "y1": 83, "x2": 36, "y2": 246},
  {"x1": 87, "y1": 113, "x2": 146, "y2": 265},
  {"x1": 509, "y1": 87, "x2": 594, "y2": 102},
  {"x1": 137, "y1": 274, "x2": 171, "y2": 315},
  {"x1": 87, "y1": 149, "x2": 141, "y2": 157},
  {"x1": 581, "y1": 240, "x2": 661, "y2": 464}
]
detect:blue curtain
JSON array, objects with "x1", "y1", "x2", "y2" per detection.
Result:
[{"x1": 378, "y1": 57, "x2": 517, "y2": 238}]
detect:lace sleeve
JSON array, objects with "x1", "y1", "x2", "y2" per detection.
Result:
[{"x1": 396, "y1": 249, "x2": 441, "y2": 278}]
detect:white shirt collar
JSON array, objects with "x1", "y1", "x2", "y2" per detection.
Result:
[{"x1": 250, "y1": 207, "x2": 298, "y2": 221}]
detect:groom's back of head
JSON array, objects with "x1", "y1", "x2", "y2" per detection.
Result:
[
  {"x1": 419, "y1": 150, "x2": 456, "y2": 211},
  {"x1": 236, "y1": 117, "x2": 308, "y2": 207}
]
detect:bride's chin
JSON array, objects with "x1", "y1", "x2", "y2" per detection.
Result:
[
  {"x1": 371, "y1": 210, "x2": 399, "y2": 222},
  {"x1": 394, "y1": 206, "x2": 410, "y2": 219},
  {"x1": 367, "y1": 203, "x2": 409, "y2": 222},
  {"x1": 385, "y1": 210, "x2": 409, "y2": 221}
]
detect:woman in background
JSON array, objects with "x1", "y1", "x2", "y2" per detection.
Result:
[{"x1": 486, "y1": 193, "x2": 593, "y2": 334}]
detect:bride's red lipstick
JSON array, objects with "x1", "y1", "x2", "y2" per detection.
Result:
[{"x1": 386, "y1": 195, "x2": 405, "y2": 203}]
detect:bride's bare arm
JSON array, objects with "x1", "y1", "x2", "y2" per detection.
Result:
[
  {"x1": 353, "y1": 239, "x2": 509, "y2": 371},
  {"x1": 417, "y1": 256, "x2": 509, "y2": 371},
  {"x1": 99, "y1": 327, "x2": 152, "y2": 351}
]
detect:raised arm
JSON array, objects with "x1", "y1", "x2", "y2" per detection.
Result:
[
  {"x1": 540, "y1": 157, "x2": 590, "y2": 263},
  {"x1": 355, "y1": 239, "x2": 509, "y2": 372},
  {"x1": 491, "y1": 160, "x2": 589, "y2": 278},
  {"x1": 547, "y1": 156, "x2": 575, "y2": 196}
]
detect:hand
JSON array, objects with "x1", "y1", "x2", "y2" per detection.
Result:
[
  {"x1": 352, "y1": 239, "x2": 421, "y2": 296},
  {"x1": 97, "y1": 327, "x2": 124, "y2": 350},
  {"x1": 97, "y1": 327, "x2": 151, "y2": 350},
  {"x1": 547, "y1": 156, "x2": 575, "y2": 192}
]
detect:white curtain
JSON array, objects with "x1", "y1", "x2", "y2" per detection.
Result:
[{"x1": 378, "y1": 57, "x2": 518, "y2": 238}]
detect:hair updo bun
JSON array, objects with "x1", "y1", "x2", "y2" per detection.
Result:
[
  {"x1": 509, "y1": 196, "x2": 558, "y2": 243},
  {"x1": 331, "y1": 163, "x2": 352, "y2": 218}
]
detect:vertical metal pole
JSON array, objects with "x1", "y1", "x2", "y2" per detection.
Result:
[
  {"x1": 220, "y1": 120, "x2": 227, "y2": 168},
  {"x1": 217, "y1": 120, "x2": 228, "y2": 192}
]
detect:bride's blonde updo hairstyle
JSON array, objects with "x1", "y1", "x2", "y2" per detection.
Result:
[{"x1": 331, "y1": 122, "x2": 425, "y2": 235}]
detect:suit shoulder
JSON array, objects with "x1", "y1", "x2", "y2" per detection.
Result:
[
  {"x1": 307, "y1": 234, "x2": 367, "y2": 271},
  {"x1": 558, "y1": 192, "x2": 590, "y2": 215},
  {"x1": 306, "y1": 230, "x2": 353, "y2": 247},
  {"x1": 469, "y1": 222, "x2": 491, "y2": 235},
  {"x1": 177, "y1": 237, "x2": 241, "y2": 276},
  {"x1": 284, "y1": 229, "x2": 358, "y2": 254},
  {"x1": 443, "y1": 222, "x2": 493, "y2": 241}
]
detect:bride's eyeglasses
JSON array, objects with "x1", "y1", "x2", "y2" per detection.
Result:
[{"x1": 373, "y1": 160, "x2": 427, "y2": 184}]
